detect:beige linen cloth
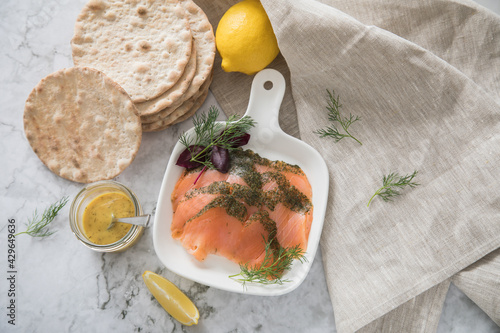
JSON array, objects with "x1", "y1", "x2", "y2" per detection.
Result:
[{"x1": 196, "y1": 0, "x2": 500, "y2": 332}]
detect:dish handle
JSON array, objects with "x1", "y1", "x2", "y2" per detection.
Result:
[{"x1": 243, "y1": 69, "x2": 286, "y2": 137}]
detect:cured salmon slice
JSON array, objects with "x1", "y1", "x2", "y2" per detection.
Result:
[
  {"x1": 171, "y1": 168, "x2": 248, "y2": 208},
  {"x1": 174, "y1": 207, "x2": 270, "y2": 267},
  {"x1": 266, "y1": 203, "x2": 313, "y2": 250},
  {"x1": 170, "y1": 149, "x2": 313, "y2": 269}
]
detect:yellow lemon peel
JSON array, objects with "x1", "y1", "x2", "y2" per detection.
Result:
[
  {"x1": 216, "y1": 0, "x2": 279, "y2": 75},
  {"x1": 142, "y1": 271, "x2": 199, "y2": 326}
]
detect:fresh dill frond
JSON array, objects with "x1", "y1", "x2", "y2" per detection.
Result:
[
  {"x1": 367, "y1": 171, "x2": 419, "y2": 207},
  {"x1": 229, "y1": 238, "x2": 307, "y2": 287},
  {"x1": 314, "y1": 89, "x2": 362, "y2": 145},
  {"x1": 190, "y1": 106, "x2": 222, "y2": 147},
  {"x1": 179, "y1": 106, "x2": 256, "y2": 169},
  {"x1": 15, "y1": 196, "x2": 69, "y2": 237}
]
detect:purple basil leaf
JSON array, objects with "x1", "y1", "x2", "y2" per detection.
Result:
[
  {"x1": 229, "y1": 133, "x2": 251, "y2": 147},
  {"x1": 176, "y1": 145, "x2": 206, "y2": 169},
  {"x1": 219, "y1": 130, "x2": 251, "y2": 148},
  {"x1": 211, "y1": 146, "x2": 230, "y2": 173}
]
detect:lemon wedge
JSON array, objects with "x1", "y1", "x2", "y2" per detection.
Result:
[{"x1": 142, "y1": 271, "x2": 199, "y2": 326}]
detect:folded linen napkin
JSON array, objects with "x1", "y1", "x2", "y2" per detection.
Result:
[{"x1": 196, "y1": 0, "x2": 500, "y2": 331}]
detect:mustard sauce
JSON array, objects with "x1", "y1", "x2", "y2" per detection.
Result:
[{"x1": 82, "y1": 192, "x2": 135, "y2": 245}]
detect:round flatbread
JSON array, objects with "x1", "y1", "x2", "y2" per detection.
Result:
[
  {"x1": 142, "y1": 88, "x2": 210, "y2": 132},
  {"x1": 135, "y1": 37, "x2": 197, "y2": 117},
  {"x1": 71, "y1": 0, "x2": 192, "y2": 103},
  {"x1": 139, "y1": 0, "x2": 215, "y2": 123},
  {"x1": 171, "y1": 88, "x2": 210, "y2": 125},
  {"x1": 23, "y1": 67, "x2": 142, "y2": 183},
  {"x1": 141, "y1": 69, "x2": 213, "y2": 126},
  {"x1": 142, "y1": 73, "x2": 212, "y2": 132}
]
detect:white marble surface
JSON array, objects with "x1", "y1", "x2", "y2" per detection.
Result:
[{"x1": 1, "y1": 0, "x2": 499, "y2": 332}]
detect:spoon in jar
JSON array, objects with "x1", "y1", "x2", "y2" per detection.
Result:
[{"x1": 107, "y1": 214, "x2": 152, "y2": 230}]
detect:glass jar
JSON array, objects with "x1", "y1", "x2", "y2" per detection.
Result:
[{"x1": 69, "y1": 180, "x2": 144, "y2": 252}]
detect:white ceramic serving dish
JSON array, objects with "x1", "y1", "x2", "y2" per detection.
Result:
[{"x1": 153, "y1": 69, "x2": 329, "y2": 296}]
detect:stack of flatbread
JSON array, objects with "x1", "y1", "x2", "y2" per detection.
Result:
[
  {"x1": 23, "y1": 0, "x2": 215, "y2": 183},
  {"x1": 71, "y1": 0, "x2": 215, "y2": 132}
]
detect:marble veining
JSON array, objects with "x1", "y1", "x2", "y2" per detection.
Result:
[{"x1": 1, "y1": 0, "x2": 499, "y2": 332}]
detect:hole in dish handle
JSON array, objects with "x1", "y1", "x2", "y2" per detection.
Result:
[
  {"x1": 263, "y1": 80, "x2": 273, "y2": 90},
  {"x1": 243, "y1": 69, "x2": 286, "y2": 131}
]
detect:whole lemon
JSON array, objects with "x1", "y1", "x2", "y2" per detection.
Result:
[{"x1": 216, "y1": 0, "x2": 279, "y2": 75}]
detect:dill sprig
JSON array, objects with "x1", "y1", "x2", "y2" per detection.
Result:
[
  {"x1": 314, "y1": 89, "x2": 362, "y2": 145},
  {"x1": 179, "y1": 106, "x2": 256, "y2": 170},
  {"x1": 229, "y1": 238, "x2": 307, "y2": 287},
  {"x1": 367, "y1": 171, "x2": 419, "y2": 207},
  {"x1": 15, "y1": 196, "x2": 69, "y2": 237}
]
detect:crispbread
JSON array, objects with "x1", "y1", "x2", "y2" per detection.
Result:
[
  {"x1": 171, "y1": 89, "x2": 210, "y2": 125},
  {"x1": 71, "y1": 0, "x2": 192, "y2": 103},
  {"x1": 23, "y1": 67, "x2": 142, "y2": 183},
  {"x1": 142, "y1": 73, "x2": 212, "y2": 132},
  {"x1": 142, "y1": 87, "x2": 210, "y2": 132},
  {"x1": 139, "y1": 0, "x2": 215, "y2": 124},
  {"x1": 135, "y1": 37, "x2": 197, "y2": 117}
]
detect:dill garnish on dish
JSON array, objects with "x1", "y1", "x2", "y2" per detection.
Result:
[
  {"x1": 176, "y1": 106, "x2": 256, "y2": 178},
  {"x1": 230, "y1": 238, "x2": 307, "y2": 287}
]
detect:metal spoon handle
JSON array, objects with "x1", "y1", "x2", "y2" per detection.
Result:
[{"x1": 113, "y1": 214, "x2": 152, "y2": 228}]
